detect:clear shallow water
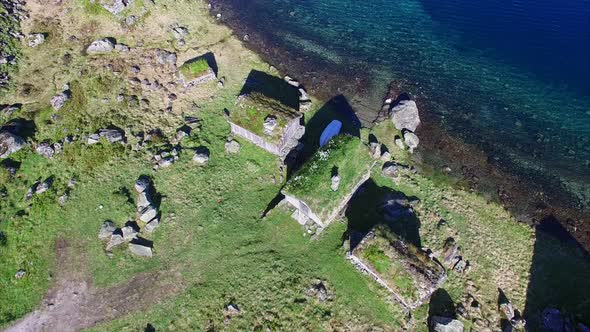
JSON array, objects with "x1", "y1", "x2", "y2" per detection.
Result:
[{"x1": 215, "y1": 0, "x2": 590, "y2": 210}]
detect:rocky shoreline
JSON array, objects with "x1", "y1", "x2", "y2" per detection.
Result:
[{"x1": 208, "y1": 1, "x2": 590, "y2": 251}]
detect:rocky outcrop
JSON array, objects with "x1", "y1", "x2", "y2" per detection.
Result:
[
  {"x1": 391, "y1": 99, "x2": 420, "y2": 132},
  {"x1": 0, "y1": 131, "x2": 25, "y2": 158}
]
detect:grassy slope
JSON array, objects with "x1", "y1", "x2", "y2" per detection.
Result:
[{"x1": 0, "y1": 0, "x2": 588, "y2": 331}]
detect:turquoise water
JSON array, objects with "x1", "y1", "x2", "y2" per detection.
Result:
[{"x1": 213, "y1": 0, "x2": 590, "y2": 211}]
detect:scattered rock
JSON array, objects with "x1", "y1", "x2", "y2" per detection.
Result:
[
  {"x1": 155, "y1": 49, "x2": 177, "y2": 66},
  {"x1": 114, "y1": 43, "x2": 130, "y2": 52},
  {"x1": 172, "y1": 26, "x2": 188, "y2": 40},
  {"x1": 100, "y1": 0, "x2": 134, "y2": 15},
  {"x1": 27, "y1": 33, "x2": 45, "y2": 47},
  {"x1": 86, "y1": 38, "x2": 116, "y2": 54},
  {"x1": 15, "y1": 269, "x2": 26, "y2": 279},
  {"x1": 35, "y1": 178, "x2": 52, "y2": 194},
  {"x1": 369, "y1": 142, "x2": 381, "y2": 159},
  {"x1": 225, "y1": 140, "x2": 240, "y2": 154},
  {"x1": 263, "y1": 115, "x2": 278, "y2": 135},
  {"x1": 106, "y1": 233, "x2": 125, "y2": 251},
  {"x1": 98, "y1": 221, "x2": 116, "y2": 240},
  {"x1": 50, "y1": 91, "x2": 70, "y2": 110},
  {"x1": 35, "y1": 142, "x2": 54, "y2": 159},
  {"x1": 382, "y1": 162, "x2": 399, "y2": 178},
  {"x1": 98, "y1": 128, "x2": 124, "y2": 143},
  {"x1": 144, "y1": 218, "x2": 160, "y2": 233},
  {"x1": 139, "y1": 205, "x2": 157, "y2": 223},
  {"x1": 124, "y1": 15, "x2": 138, "y2": 26},
  {"x1": 223, "y1": 303, "x2": 241, "y2": 316},
  {"x1": 305, "y1": 279, "x2": 332, "y2": 302},
  {"x1": 0, "y1": 131, "x2": 26, "y2": 158},
  {"x1": 403, "y1": 131, "x2": 419, "y2": 153},
  {"x1": 430, "y1": 316, "x2": 464, "y2": 332},
  {"x1": 391, "y1": 99, "x2": 420, "y2": 132},
  {"x1": 331, "y1": 175, "x2": 340, "y2": 191},
  {"x1": 129, "y1": 238, "x2": 153, "y2": 257},
  {"x1": 193, "y1": 147, "x2": 210, "y2": 164}
]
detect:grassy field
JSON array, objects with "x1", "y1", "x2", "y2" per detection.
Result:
[{"x1": 1, "y1": 0, "x2": 589, "y2": 331}]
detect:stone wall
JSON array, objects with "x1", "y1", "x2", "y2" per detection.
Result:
[
  {"x1": 229, "y1": 116, "x2": 304, "y2": 159},
  {"x1": 230, "y1": 122, "x2": 281, "y2": 155}
]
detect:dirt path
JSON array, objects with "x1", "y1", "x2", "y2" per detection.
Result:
[{"x1": 5, "y1": 240, "x2": 185, "y2": 332}]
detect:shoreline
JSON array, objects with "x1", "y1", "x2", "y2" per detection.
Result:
[{"x1": 209, "y1": 1, "x2": 590, "y2": 250}]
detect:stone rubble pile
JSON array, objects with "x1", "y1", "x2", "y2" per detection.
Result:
[{"x1": 98, "y1": 176, "x2": 163, "y2": 258}]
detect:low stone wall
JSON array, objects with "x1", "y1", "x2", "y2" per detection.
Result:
[
  {"x1": 283, "y1": 194, "x2": 324, "y2": 227},
  {"x1": 230, "y1": 122, "x2": 281, "y2": 155}
]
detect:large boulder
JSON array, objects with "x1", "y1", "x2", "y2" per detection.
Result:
[
  {"x1": 193, "y1": 147, "x2": 210, "y2": 164},
  {"x1": 134, "y1": 176, "x2": 150, "y2": 193},
  {"x1": 391, "y1": 100, "x2": 420, "y2": 132},
  {"x1": 139, "y1": 205, "x2": 157, "y2": 222},
  {"x1": 430, "y1": 316, "x2": 464, "y2": 332},
  {"x1": 87, "y1": 38, "x2": 116, "y2": 54},
  {"x1": 0, "y1": 131, "x2": 25, "y2": 158},
  {"x1": 129, "y1": 239, "x2": 153, "y2": 257}
]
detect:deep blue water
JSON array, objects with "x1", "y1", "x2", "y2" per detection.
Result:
[{"x1": 215, "y1": 0, "x2": 590, "y2": 210}]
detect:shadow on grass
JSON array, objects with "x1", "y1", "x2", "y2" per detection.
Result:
[
  {"x1": 523, "y1": 215, "x2": 590, "y2": 330},
  {"x1": 239, "y1": 70, "x2": 299, "y2": 110},
  {"x1": 344, "y1": 179, "x2": 421, "y2": 250},
  {"x1": 428, "y1": 288, "x2": 456, "y2": 319},
  {"x1": 287, "y1": 95, "x2": 361, "y2": 178}
]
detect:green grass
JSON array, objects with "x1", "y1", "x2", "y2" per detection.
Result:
[
  {"x1": 283, "y1": 135, "x2": 373, "y2": 222},
  {"x1": 180, "y1": 58, "x2": 211, "y2": 81},
  {"x1": 1, "y1": 0, "x2": 590, "y2": 331},
  {"x1": 231, "y1": 92, "x2": 296, "y2": 143},
  {"x1": 362, "y1": 244, "x2": 391, "y2": 274}
]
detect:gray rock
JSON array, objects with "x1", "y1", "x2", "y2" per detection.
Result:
[
  {"x1": 121, "y1": 225, "x2": 138, "y2": 241},
  {"x1": 225, "y1": 140, "x2": 240, "y2": 154},
  {"x1": 403, "y1": 131, "x2": 419, "y2": 153},
  {"x1": 87, "y1": 134, "x2": 100, "y2": 145},
  {"x1": 35, "y1": 181, "x2": 51, "y2": 195},
  {"x1": 139, "y1": 205, "x2": 157, "y2": 222},
  {"x1": 134, "y1": 176, "x2": 150, "y2": 193},
  {"x1": 172, "y1": 26, "x2": 189, "y2": 40},
  {"x1": 370, "y1": 142, "x2": 381, "y2": 159},
  {"x1": 1, "y1": 104, "x2": 20, "y2": 117},
  {"x1": 106, "y1": 233, "x2": 125, "y2": 250},
  {"x1": 157, "y1": 156, "x2": 174, "y2": 168},
  {"x1": 144, "y1": 218, "x2": 160, "y2": 233},
  {"x1": 430, "y1": 316, "x2": 464, "y2": 332},
  {"x1": 87, "y1": 38, "x2": 116, "y2": 54},
  {"x1": 27, "y1": 33, "x2": 45, "y2": 47},
  {"x1": 15, "y1": 269, "x2": 26, "y2": 279},
  {"x1": 380, "y1": 151, "x2": 391, "y2": 162},
  {"x1": 35, "y1": 142, "x2": 54, "y2": 159},
  {"x1": 155, "y1": 49, "x2": 177, "y2": 65},
  {"x1": 98, "y1": 129, "x2": 124, "y2": 143},
  {"x1": 391, "y1": 100, "x2": 420, "y2": 132},
  {"x1": 99, "y1": 221, "x2": 116, "y2": 240},
  {"x1": 50, "y1": 92, "x2": 70, "y2": 110},
  {"x1": 193, "y1": 147, "x2": 210, "y2": 164},
  {"x1": 114, "y1": 44, "x2": 130, "y2": 52},
  {"x1": 129, "y1": 239, "x2": 152, "y2": 257},
  {"x1": 263, "y1": 116, "x2": 278, "y2": 135},
  {"x1": 331, "y1": 175, "x2": 340, "y2": 191},
  {"x1": 0, "y1": 131, "x2": 26, "y2": 158},
  {"x1": 394, "y1": 136, "x2": 405, "y2": 150},
  {"x1": 125, "y1": 15, "x2": 138, "y2": 26},
  {"x1": 137, "y1": 191, "x2": 152, "y2": 209},
  {"x1": 100, "y1": 0, "x2": 134, "y2": 15},
  {"x1": 382, "y1": 162, "x2": 399, "y2": 178}
]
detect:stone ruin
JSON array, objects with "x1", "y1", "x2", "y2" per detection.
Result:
[
  {"x1": 348, "y1": 224, "x2": 447, "y2": 310},
  {"x1": 227, "y1": 70, "x2": 306, "y2": 160},
  {"x1": 98, "y1": 176, "x2": 162, "y2": 257}
]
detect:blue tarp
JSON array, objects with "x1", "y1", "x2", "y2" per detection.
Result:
[{"x1": 319, "y1": 120, "x2": 342, "y2": 147}]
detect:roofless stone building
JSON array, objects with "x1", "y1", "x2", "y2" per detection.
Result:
[{"x1": 227, "y1": 70, "x2": 306, "y2": 159}]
